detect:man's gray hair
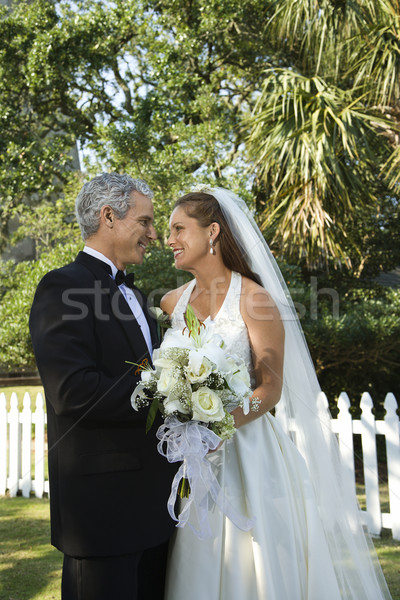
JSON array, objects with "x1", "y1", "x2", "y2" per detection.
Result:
[{"x1": 75, "y1": 172, "x2": 154, "y2": 240}]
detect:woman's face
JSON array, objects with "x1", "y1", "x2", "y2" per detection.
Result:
[{"x1": 168, "y1": 206, "x2": 211, "y2": 271}]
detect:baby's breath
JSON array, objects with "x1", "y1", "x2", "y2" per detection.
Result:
[
  {"x1": 172, "y1": 380, "x2": 192, "y2": 407},
  {"x1": 204, "y1": 371, "x2": 225, "y2": 389},
  {"x1": 133, "y1": 397, "x2": 150, "y2": 409},
  {"x1": 163, "y1": 347, "x2": 189, "y2": 366},
  {"x1": 211, "y1": 412, "x2": 236, "y2": 440}
]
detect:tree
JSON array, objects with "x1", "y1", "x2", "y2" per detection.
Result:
[
  {"x1": 0, "y1": 1, "x2": 80, "y2": 249},
  {"x1": 303, "y1": 287, "x2": 400, "y2": 413},
  {"x1": 2, "y1": 1, "x2": 399, "y2": 272},
  {"x1": 245, "y1": 0, "x2": 400, "y2": 270},
  {"x1": 0, "y1": 174, "x2": 82, "y2": 372},
  {"x1": 0, "y1": 0, "x2": 272, "y2": 250}
]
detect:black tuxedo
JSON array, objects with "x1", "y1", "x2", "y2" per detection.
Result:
[{"x1": 29, "y1": 251, "x2": 176, "y2": 595}]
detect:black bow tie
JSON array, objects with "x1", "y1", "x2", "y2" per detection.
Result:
[{"x1": 115, "y1": 270, "x2": 135, "y2": 288}]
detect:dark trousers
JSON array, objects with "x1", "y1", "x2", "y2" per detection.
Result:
[{"x1": 61, "y1": 540, "x2": 169, "y2": 600}]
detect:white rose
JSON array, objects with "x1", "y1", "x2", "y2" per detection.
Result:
[
  {"x1": 141, "y1": 369, "x2": 155, "y2": 384},
  {"x1": 152, "y1": 348, "x2": 161, "y2": 361},
  {"x1": 186, "y1": 351, "x2": 213, "y2": 384},
  {"x1": 226, "y1": 361, "x2": 251, "y2": 396},
  {"x1": 191, "y1": 387, "x2": 225, "y2": 423},
  {"x1": 164, "y1": 394, "x2": 191, "y2": 416},
  {"x1": 150, "y1": 306, "x2": 164, "y2": 319},
  {"x1": 157, "y1": 368, "x2": 178, "y2": 394},
  {"x1": 153, "y1": 356, "x2": 175, "y2": 369}
]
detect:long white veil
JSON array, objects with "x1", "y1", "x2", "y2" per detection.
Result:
[{"x1": 201, "y1": 187, "x2": 391, "y2": 599}]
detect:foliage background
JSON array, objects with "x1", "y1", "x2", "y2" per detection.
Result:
[{"x1": 0, "y1": 0, "x2": 399, "y2": 412}]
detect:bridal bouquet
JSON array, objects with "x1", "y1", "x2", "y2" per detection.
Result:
[{"x1": 131, "y1": 304, "x2": 257, "y2": 538}]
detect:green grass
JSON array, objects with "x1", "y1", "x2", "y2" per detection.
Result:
[
  {"x1": 355, "y1": 483, "x2": 400, "y2": 596},
  {"x1": 374, "y1": 530, "x2": 400, "y2": 599},
  {"x1": 0, "y1": 496, "x2": 399, "y2": 600},
  {"x1": 0, "y1": 497, "x2": 62, "y2": 600}
]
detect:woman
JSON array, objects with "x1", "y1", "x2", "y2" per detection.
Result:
[{"x1": 160, "y1": 188, "x2": 391, "y2": 599}]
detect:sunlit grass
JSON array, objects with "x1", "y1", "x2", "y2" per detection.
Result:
[
  {"x1": 0, "y1": 497, "x2": 62, "y2": 600},
  {"x1": 0, "y1": 496, "x2": 399, "y2": 599},
  {"x1": 373, "y1": 530, "x2": 400, "y2": 598}
]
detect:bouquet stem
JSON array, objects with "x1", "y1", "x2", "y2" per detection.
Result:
[{"x1": 178, "y1": 476, "x2": 191, "y2": 499}]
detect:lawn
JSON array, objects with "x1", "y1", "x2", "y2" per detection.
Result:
[
  {"x1": 0, "y1": 496, "x2": 399, "y2": 600},
  {"x1": 0, "y1": 497, "x2": 62, "y2": 600}
]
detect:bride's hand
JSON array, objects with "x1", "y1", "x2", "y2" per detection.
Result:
[{"x1": 208, "y1": 439, "x2": 224, "y2": 453}]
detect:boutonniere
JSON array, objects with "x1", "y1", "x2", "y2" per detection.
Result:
[{"x1": 149, "y1": 306, "x2": 171, "y2": 340}]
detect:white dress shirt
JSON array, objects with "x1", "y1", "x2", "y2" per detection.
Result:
[{"x1": 83, "y1": 246, "x2": 153, "y2": 356}]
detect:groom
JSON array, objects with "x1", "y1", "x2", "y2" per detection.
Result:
[{"x1": 29, "y1": 173, "x2": 177, "y2": 600}]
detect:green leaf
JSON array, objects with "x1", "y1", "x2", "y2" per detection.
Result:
[
  {"x1": 145, "y1": 397, "x2": 160, "y2": 434},
  {"x1": 184, "y1": 303, "x2": 204, "y2": 345}
]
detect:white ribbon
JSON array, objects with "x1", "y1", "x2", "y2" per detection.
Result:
[{"x1": 156, "y1": 416, "x2": 255, "y2": 539}]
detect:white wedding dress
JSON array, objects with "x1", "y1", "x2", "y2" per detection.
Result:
[{"x1": 164, "y1": 271, "x2": 345, "y2": 600}]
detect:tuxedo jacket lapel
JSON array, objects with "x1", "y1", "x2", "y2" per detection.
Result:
[
  {"x1": 74, "y1": 252, "x2": 152, "y2": 362},
  {"x1": 110, "y1": 286, "x2": 152, "y2": 364}
]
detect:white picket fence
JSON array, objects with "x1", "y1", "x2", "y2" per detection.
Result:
[
  {"x1": 0, "y1": 391, "x2": 49, "y2": 499},
  {"x1": 0, "y1": 390, "x2": 399, "y2": 540}
]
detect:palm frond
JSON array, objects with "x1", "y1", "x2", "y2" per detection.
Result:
[
  {"x1": 245, "y1": 68, "x2": 397, "y2": 266},
  {"x1": 346, "y1": 1, "x2": 400, "y2": 106}
]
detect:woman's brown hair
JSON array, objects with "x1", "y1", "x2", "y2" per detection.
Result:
[{"x1": 174, "y1": 192, "x2": 261, "y2": 285}]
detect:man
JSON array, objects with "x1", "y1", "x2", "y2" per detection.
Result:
[{"x1": 29, "y1": 173, "x2": 177, "y2": 600}]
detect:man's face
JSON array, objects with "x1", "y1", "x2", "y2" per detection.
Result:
[{"x1": 112, "y1": 191, "x2": 156, "y2": 268}]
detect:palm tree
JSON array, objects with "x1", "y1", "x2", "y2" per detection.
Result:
[{"x1": 245, "y1": 0, "x2": 400, "y2": 270}]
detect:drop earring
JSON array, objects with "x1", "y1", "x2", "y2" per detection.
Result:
[{"x1": 209, "y1": 238, "x2": 216, "y2": 255}]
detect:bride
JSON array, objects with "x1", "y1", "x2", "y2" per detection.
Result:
[{"x1": 160, "y1": 188, "x2": 391, "y2": 599}]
